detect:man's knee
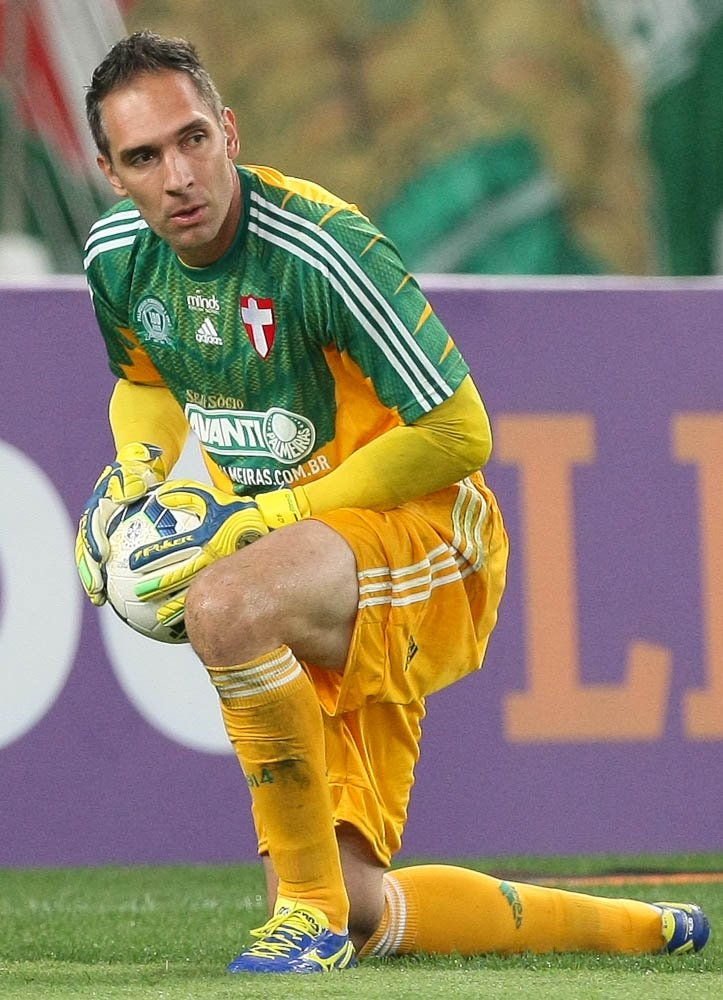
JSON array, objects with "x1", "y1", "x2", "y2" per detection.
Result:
[
  {"x1": 183, "y1": 520, "x2": 359, "y2": 668},
  {"x1": 183, "y1": 555, "x2": 257, "y2": 664}
]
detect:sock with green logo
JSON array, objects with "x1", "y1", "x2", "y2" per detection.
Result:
[
  {"x1": 209, "y1": 644, "x2": 349, "y2": 933},
  {"x1": 360, "y1": 865, "x2": 664, "y2": 956}
]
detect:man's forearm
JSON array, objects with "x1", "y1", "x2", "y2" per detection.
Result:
[
  {"x1": 109, "y1": 379, "x2": 189, "y2": 476},
  {"x1": 296, "y1": 376, "x2": 492, "y2": 516}
]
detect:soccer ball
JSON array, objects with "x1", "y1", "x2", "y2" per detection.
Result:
[{"x1": 105, "y1": 490, "x2": 200, "y2": 644}]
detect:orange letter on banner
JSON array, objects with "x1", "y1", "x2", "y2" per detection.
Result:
[
  {"x1": 673, "y1": 414, "x2": 723, "y2": 739},
  {"x1": 495, "y1": 415, "x2": 671, "y2": 742}
]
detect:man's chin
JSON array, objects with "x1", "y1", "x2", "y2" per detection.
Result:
[{"x1": 163, "y1": 227, "x2": 218, "y2": 265}]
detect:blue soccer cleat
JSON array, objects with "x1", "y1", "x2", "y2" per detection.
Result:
[
  {"x1": 655, "y1": 902, "x2": 711, "y2": 955},
  {"x1": 227, "y1": 898, "x2": 357, "y2": 974}
]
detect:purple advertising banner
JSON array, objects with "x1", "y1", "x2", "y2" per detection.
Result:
[{"x1": 1, "y1": 278, "x2": 722, "y2": 867}]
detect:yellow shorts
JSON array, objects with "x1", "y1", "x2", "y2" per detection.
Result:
[{"x1": 259, "y1": 473, "x2": 508, "y2": 866}]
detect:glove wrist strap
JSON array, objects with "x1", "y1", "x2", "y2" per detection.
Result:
[{"x1": 256, "y1": 489, "x2": 303, "y2": 529}]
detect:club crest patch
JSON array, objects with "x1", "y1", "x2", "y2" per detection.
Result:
[
  {"x1": 135, "y1": 297, "x2": 174, "y2": 346},
  {"x1": 240, "y1": 295, "x2": 276, "y2": 358}
]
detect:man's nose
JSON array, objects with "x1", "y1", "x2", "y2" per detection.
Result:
[{"x1": 163, "y1": 150, "x2": 193, "y2": 192}]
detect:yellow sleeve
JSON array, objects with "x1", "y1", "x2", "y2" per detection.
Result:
[
  {"x1": 109, "y1": 379, "x2": 189, "y2": 476},
  {"x1": 295, "y1": 375, "x2": 492, "y2": 516}
]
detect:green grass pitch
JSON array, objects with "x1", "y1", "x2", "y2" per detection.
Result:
[{"x1": 1, "y1": 854, "x2": 721, "y2": 999}]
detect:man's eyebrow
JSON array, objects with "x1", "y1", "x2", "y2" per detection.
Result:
[
  {"x1": 119, "y1": 142, "x2": 156, "y2": 165},
  {"x1": 118, "y1": 118, "x2": 213, "y2": 164},
  {"x1": 177, "y1": 116, "x2": 213, "y2": 137}
]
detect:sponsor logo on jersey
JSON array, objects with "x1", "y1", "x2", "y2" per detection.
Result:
[
  {"x1": 186, "y1": 290, "x2": 220, "y2": 313},
  {"x1": 240, "y1": 295, "x2": 275, "y2": 358},
  {"x1": 135, "y1": 297, "x2": 174, "y2": 346},
  {"x1": 185, "y1": 403, "x2": 315, "y2": 464},
  {"x1": 227, "y1": 454, "x2": 331, "y2": 488},
  {"x1": 195, "y1": 317, "x2": 223, "y2": 346},
  {"x1": 186, "y1": 390, "x2": 245, "y2": 409}
]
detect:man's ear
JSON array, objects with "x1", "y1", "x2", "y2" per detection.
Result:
[
  {"x1": 222, "y1": 107, "x2": 240, "y2": 159},
  {"x1": 97, "y1": 155, "x2": 128, "y2": 197}
]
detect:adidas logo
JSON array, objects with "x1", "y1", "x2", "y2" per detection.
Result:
[
  {"x1": 404, "y1": 635, "x2": 419, "y2": 670},
  {"x1": 195, "y1": 317, "x2": 223, "y2": 345}
]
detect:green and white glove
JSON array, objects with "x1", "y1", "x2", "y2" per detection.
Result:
[
  {"x1": 75, "y1": 442, "x2": 166, "y2": 606},
  {"x1": 129, "y1": 480, "x2": 302, "y2": 627}
]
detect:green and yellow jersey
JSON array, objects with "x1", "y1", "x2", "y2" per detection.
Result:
[{"x1": 84, "y1": 165, "x2": 473, "y2": 499}]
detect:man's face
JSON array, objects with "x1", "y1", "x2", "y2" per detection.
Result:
[{"x1": 97, "y1": 69, "x2": 241, "y2": 267}]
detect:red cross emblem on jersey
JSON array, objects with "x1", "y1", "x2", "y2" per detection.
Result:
[{"x1": 240, "y1": 295, "x2": 276, "y2": 358}]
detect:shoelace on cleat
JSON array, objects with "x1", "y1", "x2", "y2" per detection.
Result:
[{"x1": 245, "y1": 909, "x2": 321, "y2": 959}]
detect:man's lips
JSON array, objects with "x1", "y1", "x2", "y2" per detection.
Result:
[{"x1": 169, "y1": 204, "x2": 206, "y2": 226}]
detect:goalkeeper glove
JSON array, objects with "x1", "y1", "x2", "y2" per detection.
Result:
[
  {"x1": 75, "y1": 442, "x2": 166, "y2": 606},
  {"x1": 130, "y1": 481, "x2": 302, "y2": 626}
]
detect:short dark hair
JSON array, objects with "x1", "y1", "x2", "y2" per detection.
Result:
[{"x1": 86, "y1": 30, "x2": 224, "y2": 160}]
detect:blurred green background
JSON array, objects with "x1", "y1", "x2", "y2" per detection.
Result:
[{"x1": 3, "y1": 0, "x2": 723, "y2": 276}]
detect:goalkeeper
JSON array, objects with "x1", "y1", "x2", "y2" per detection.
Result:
[{"x1": 76, "y1": 31, "x2": 709, "y2": 975}]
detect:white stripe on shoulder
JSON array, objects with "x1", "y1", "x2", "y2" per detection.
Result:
[
  {"x1": 88, "y1": 208, "x2": 142, "y2": 234},
  {"x1": 84, "y1": 217, "x2": 148, "y2": 253},
  {"x1": 249, "y1": 191, "x2": 453, "y2": 409},
  {"x1": 90, "y1": 208, "x2": 141, "y2": 233},
  {"x1": 248, "y1": 211, "x2": 444, "y2": 411},
  {"x1": 83, "y1": 233, "x2": 144, "y2": 270}
]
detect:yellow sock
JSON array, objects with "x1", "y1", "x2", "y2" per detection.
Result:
[
  {"x1": 207, "y1": 644, "x2": 349, "y2": 932},
  {"x1": 361, "y1": 865, "x2": 665, "y2": 956}
]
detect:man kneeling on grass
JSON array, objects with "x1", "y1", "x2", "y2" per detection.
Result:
[{"x1": 76, "y1": 30, "x2": 711, "y2": 973}]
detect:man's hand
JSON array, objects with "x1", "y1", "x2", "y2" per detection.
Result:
[
  {"x1": 130, "y1": 481, "x2": 302, "y2": 625},
  {"x1": 75, "y1": 442, "x2": 166, "y2": 605}
]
